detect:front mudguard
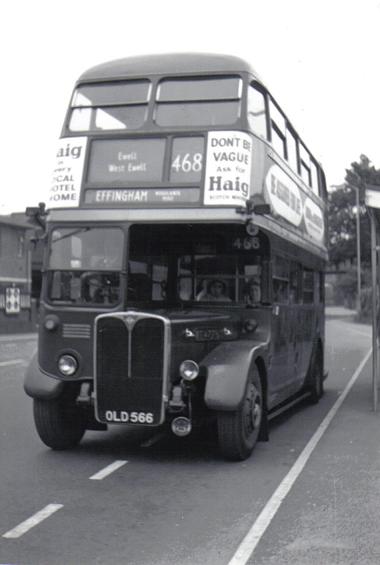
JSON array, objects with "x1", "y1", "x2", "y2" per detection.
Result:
[
  {"x1": 203, "y1": 340, "x2": 268, "y2": 411},
  {"x1": 24, "y1": 352, "x2": 64, "y2": 400}
]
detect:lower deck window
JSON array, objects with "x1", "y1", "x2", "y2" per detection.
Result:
[{"x1": 127, "y1": 224, "x2": 269, "y2": 305}]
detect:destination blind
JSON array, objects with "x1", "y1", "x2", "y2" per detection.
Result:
[{"x1": 87, "y1": 137, "x2": 205, "y2": 184}]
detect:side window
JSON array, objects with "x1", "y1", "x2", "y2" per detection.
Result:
[
  {"x1": 248, "y1": 85, "x2": 267, "y2": 138},
  {"x1": 273, "y1": 256, "x2": 289, "y2": 304},
  {"x1": 269, "y1": 99, "x2": 286, "y2": 159},
  {"x1": 303, "y1": 268, "x2": 314, "y2": 304},
  {"x1": 286, "y1": 127, "x2": 298, "y2": 173},
  {"x1": 289, "y1": 262, "x2": 302, "y2": 304},
  {"x1": 299, "y1": 143, "x2": 312, "y2": 188},
  {"x1": 310, "y1": 160, "x2": 320, "y2": 195},
  {"x1": 316, "y1": 272, "x2": 324, "y2": 303}
]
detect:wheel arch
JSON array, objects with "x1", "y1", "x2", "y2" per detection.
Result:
[
  {"x1": 203, "y1": 341, "x2": 269, "y2": 411},
  {"x1": 24, "y1": 352, "x2": 64, "y2": 400}
]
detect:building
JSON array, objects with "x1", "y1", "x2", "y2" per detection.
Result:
[{"x1": 0, "y1": 215, "x2": 36, "y2": 333}]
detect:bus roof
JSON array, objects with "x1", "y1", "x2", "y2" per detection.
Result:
[{"x1": 78, "y1": 53, "x2": 261, "y2": 83}]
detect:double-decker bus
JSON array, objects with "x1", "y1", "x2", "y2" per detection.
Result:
[{"x1": 24, "y1": 53, "x2": 327, "y2": 461}]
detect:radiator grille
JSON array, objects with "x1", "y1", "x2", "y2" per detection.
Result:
[
  {"x1": 131, "y1": 318, "x2": 164, "y2": 379},
  {"x1": 95, "y1": 314, "x2": 166, "y2": 425}
]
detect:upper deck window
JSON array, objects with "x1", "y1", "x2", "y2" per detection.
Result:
[
  {"x1": 248, "y1": 85, "x2": 267, "y2": 138},
  {"x1": 69, "y1": 80, "x2": 151, "y2": 132},
  {"x1": 154, "y1": 76, "x2": 242, "y2": 127},
  {"x1": 157, "y1": 77, "x2": 242, "y2": 101}
]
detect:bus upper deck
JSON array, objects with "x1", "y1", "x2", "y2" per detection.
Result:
[{"x1": 48, "y1": 53, "x2": 327, "y2": 261}]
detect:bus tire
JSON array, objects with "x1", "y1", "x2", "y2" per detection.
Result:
[
  {"x1": 217, "y1": 365, "x2": 263, "y2": 461},
  {"x1": 308, "y1": 348, "x2": 324, "y2": 404},
  {"x1": 33, "y1": 396, "x2": 86, "y2": 450}
]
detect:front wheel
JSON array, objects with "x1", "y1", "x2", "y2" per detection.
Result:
[
  {"x1": 217, "y1": 366, "x2": 263, "y2": 461},
  {"x1": 33, "y1": 394, "x2": 86, "y2": 450}
]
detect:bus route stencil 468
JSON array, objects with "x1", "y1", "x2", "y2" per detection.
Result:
[{"x1": 48, "y1": 137, "x2": 87, "y2": 208}]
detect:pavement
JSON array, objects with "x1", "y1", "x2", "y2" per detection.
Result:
[{"x1": 250, "y1": 314, "x2": 379, "y2": 565}]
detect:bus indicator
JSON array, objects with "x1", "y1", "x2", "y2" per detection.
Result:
[
  {"x1": 84, "y1": 187, "x2": 200, "y2": 206},
  {"x1": 170, "y1": 137, "x2": 204, "y2": 182}
]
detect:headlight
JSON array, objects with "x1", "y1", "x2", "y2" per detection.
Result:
[
  {"x1": 58, "y1": 354, "x2": 78, "y2": 376},
  {"x1": 179, "y1": 360, "x2": 199, "y2": 381}
]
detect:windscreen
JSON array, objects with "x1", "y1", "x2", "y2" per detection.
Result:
[{"x1": 47, "y1": 227, "x2": 124, "y2": 306}]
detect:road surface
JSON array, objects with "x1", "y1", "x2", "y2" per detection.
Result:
[{"x1": 0, "y1": 312, "x2": 378, "y2": 565}]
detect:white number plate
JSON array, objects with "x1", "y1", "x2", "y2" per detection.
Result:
[{"x1": 104, "y1": 410, "x2": 154, "y2": 424}]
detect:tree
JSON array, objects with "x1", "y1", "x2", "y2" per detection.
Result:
[
  {"x1": 328, "y1": 155, "x2": 379, "y2": 267},
  {"x1": 345, "y1": 154, "x2": 380, "y2": 189}
]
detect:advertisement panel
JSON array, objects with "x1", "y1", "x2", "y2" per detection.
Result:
[
  {"x1": 204, "y1": 131, "x2": 252, "y2": 206},
  {"x1": 47, "y1": 137, "x2": 87, "y2": 208}
]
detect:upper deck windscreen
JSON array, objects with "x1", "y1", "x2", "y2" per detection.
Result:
[
  {"x1": 69, "y1": 80, "x2": 151, "y2": 132},
  {"x1": 68, "y1": 76, "x2": 242, "y2": 132}
]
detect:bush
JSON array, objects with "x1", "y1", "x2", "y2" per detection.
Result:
[{"x1": 333, "y1": 269, "x2": 357, "y2": 307}]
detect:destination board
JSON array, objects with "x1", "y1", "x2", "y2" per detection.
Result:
[{"x1": 87, "y1": 139, "x2": 166, "y2": 183}]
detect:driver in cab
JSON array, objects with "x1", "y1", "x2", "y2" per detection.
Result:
[{"x1": 198, "y1": 279, "x2": 232, "y2": 302}]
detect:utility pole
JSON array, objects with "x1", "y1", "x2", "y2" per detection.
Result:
[
  {"x1": 354, "y1": 186, "x2": 362, "y2": 314},
  {"x1": 365, "y1": 185, "x2": 380, "y2": 412}
]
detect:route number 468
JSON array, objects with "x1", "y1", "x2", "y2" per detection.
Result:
[
  {"x1": 171, "y1": 153, "x2": 203, "y2": 173},
  {"x1": 233, "y1": 237, "x2": 260, "y2": 250}
]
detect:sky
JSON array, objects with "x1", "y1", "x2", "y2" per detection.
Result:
[{"x1": 1, "y1": 0, "x2": 380, "y2": 213}]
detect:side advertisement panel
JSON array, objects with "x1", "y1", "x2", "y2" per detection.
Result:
[{"x1": 265, "y1": 164, "x2": 325, "y2": 246}]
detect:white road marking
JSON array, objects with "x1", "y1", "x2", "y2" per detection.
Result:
[
  {"x1": 0, "y1": 359, "x2": 25, "y2": 367},
  {"x1": 228, "y1": 347, "x2": 372, "y2": 565},
  {"x1": 2, "y1": 504, "x2": 63, "y2": 539},
  {"x1": 89, "y1": 460, "x2": 128, "y2": 480}
]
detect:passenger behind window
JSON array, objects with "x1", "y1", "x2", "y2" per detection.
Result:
[
  {"x1": 245, "y1": 277, "x2": 261, "y2": 305},
  {"x1": 197, "y1": 279, "x2": 232, "y2": 302}
]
